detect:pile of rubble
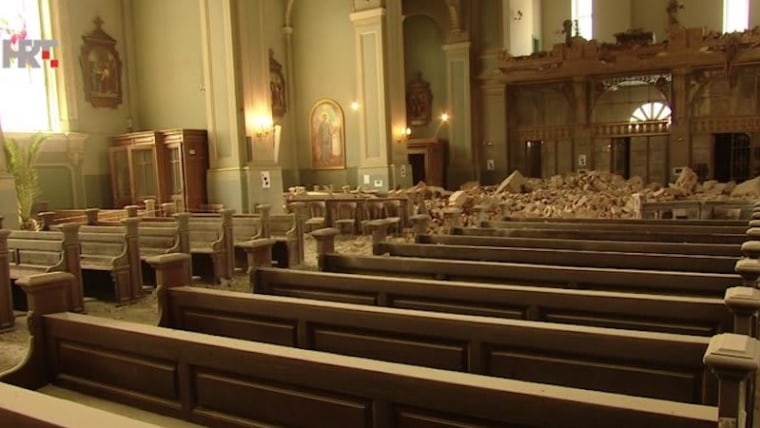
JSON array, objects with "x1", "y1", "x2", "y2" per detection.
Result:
[{"x1": 403, "y1": 168, "x2": 760, "y2": 229}]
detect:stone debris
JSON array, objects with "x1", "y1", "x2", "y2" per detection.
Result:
[
  {"x1": 496, "y1": 170, "x2": 528, "y2": 194},
  {"x1": 405, "y1": 169, "x2": 757, "y2": 231}
]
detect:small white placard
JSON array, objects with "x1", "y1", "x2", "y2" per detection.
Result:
[
  {"x1": 400, "y1": 165, "x2": 407, "y2": 178},
  {"x1": 363, "y1": 174, "x2": 370, "y2": 184},
  {"x1": 578, "y1": 154, "x2": 587, "y2": 167},
  {"x1": 373, "y1": 179, "x2": 383, "y2": 187},
  {"x1": 486, "y1": 159, "x2": 495, "y2": 170},
  {"x1": 260, "y1": 171, "x2": 271, "y2": 189}
]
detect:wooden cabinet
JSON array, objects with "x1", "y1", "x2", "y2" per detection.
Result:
[{"x1": 110, "y1": 129, "x2": 208, "y2": 211}]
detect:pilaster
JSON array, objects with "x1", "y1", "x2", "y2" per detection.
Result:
[{"x1": 443, "y1": 41, "x2": 473, "y2": 187}]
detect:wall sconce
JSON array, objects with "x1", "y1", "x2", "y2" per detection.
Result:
[
  {"x1": 398, "y1": 127, "x2": 411, "y2": 143},
  {"x1": 440, "y1": 113, "x2": 449, "y2": 123},
  {"x1": 351, "y1": 101, "x2": 361, "y2": 111},
  {"x1": 254, "y1": 116, "x2": 275, "y2": 138}
]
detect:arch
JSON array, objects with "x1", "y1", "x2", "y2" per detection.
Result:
[{"x1": 630, "y1": 102, "x2": 672, "y2": 122}]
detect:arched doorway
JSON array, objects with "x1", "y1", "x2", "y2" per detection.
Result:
[{"x1": 591, "y1": 77, "x2": 671, "y2": 184}]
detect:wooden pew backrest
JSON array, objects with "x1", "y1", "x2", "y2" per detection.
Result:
[{"x1": 2, "y1": 312, "x2": 717, "y2": 428}]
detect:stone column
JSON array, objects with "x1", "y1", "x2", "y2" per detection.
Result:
[
  {"x1": 350, "y1": 4, "x2": 409, "y2": 191},
  {"x1": 669, "y1": 67, "x2": 691, "y2": 180}
]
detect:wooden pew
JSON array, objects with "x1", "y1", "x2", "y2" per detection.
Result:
[
  {"x1": 187, "y1": 210, "x2": 234, "y2": 282},
  {"x1": 450, "y1": 226, "x2": 747, "y2": 245},
  {"x1": 415, "y1": 233, "x2": 742, "y2": 257},
  {"x1": 230, "y1": 214, "x2": 263, "y2": 270},
  {"x1": 483, "y1": 219, "x2": 750, "y2": 235},
  {"x1": 151, "y1": 264, "x2": 719, "y2": 405},
  {"x1": 315, "y1": 252, "x2": 737, "y2": 298},
  {"x1": 499, "y1": 216, "x2": 750, "y2": 227},
  {"x1": 251, "y1": 267, "x2": 745, "y2": 337},
  {"x1": 373, "y1": 241, "x2": 738, "y2": 274},
  {"x1": 7, "y1": 225, "x2": 83, "y2": 312},
  {"x1": 0, "y1": 272, "x2": 723, "y2": 428},
  {"x1": 77, "y1": 221, "x2": 141, "y2": 303},
  {"x1": 0, "y1": 382, "x2": 161, "y2": 427}
]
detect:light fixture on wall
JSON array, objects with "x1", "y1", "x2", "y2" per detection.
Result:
[
  {"x1": 351, "y1": 101, "x2": 361, "y2": 111},
  {"x1": 254, "y1": 116, "x2": 275, "y2": 138},
  {"x1": 440, "y1": 112, "x2": 449, "y2": 123},
  {"x1": 397, "y1": 126, "x2": 411, "y2": 143}
]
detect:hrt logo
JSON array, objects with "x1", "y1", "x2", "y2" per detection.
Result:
[{"x1": 2, "y1": 39, "x2": 59, "y2": 68}]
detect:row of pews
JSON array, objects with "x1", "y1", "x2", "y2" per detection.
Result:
[
  {"x1": 2, "y1": 202, "x2": 760, "y2": 426},
  {"x1": 0, "y1": 203, "x2": 306, "y2": 333}
]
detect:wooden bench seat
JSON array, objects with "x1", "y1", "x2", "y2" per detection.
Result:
[
  {"x1": 0, "y1": 272, "x2": 736, "y2": 427},
  {"x1": 251, "y1": 267, "x2": 740, "y2": 336},
  {"x1": 415, "y1": 233, "x2": 743, "y2": 257},
  {"x1": 499, "y1": 216, "x2": 751, "y2": 226},
  {"x1": 373, "y1": 241, "x2": 739, "y2": 274},
  {"x1": 317, "y1": 253, "x2": 738, "y2": 297}
]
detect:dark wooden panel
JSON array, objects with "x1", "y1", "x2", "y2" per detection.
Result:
[
  {"x1": 542, "y1": 311, "x2": 716, "y2": 336},
  {"x1": 310, "y1": 327, "x2": 467, "y2": 370},
  {"x1": 180, "y1": 309, "x2": 296, "y2": 346},
  {"x1": 56, "y1": 340, "x2": 177, "y2": 401},
  {"x1": 487, "y1": 347, "x2": 704, "y2": 404},
  {"x1": 194, "y1": 369, "x2": 371, "y2": 427},
  {"x1": 391, "y1": 297, "x2": 527, "y2": 320},
  {"x1": 269, "y1": 284, "x2": 378, "y2": 306}
]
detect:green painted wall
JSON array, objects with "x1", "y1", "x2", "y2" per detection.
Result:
[
  {"x1": 403, "y1": 15, "x2": 446, "y2": 140},
  {"x1": 292, "y1": 0, "x2": 357, "y2": 186},
  {"x1": 132, "y1": 0, "x2": 206, "y2": 130}
]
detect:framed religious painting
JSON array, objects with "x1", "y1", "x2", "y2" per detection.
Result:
[
  {"x1": 79, "y1": 16, "x2": 122, "y2": 108},
  {"x1": 309, "y1": 99, "x2": 345, "y2": 170}
]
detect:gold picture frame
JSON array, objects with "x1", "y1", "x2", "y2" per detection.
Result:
[
  {"x1": 309, "y1": 99, "x2": 345, "y2": 170},
  {"x1": 79, "y1": 16, "x2": 122, "y2": 109}
]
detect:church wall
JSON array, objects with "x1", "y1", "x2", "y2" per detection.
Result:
[
  {"x1": 403, "y1": 15, "x2": 446, "y2": 141},
  {"x1": 479, "y1": 0, "x2": 503, "y2": 52},
  {"x1": 540, "y1": 0, "x2": 569, "y2": 49},
  {"x1": 595, "y1": 0, "x2": 631, "y2": 44},
  {"x1": 292, "y1": 0, "x2": 359, "y2": 188},
  {"x1": 33, "y1": 0, "x2": 135, "y2": 209},
  {"x1": 131, "y1": 0, "x2": 206, "y2": 131}
]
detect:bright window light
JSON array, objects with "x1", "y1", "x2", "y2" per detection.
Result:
[
  {"x1": 630, "y1": 102, "x2": 672, "y2": 122},
  {"x1": 571, "y1": 0, "x2": 593, "y2": 40},
  {"x1": 723, "y1": 0, "x2": 749, "y2": 33},
  {"x1": 0, "y1": 0, "x2": 57, "y2": 132}
]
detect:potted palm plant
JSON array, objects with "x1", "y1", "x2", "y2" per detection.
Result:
[{"x1": 2, "y1": 133, "x2": 47, "y2": 230}]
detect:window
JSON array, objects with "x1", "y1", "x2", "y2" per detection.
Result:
[
  {"x1": 723, "y1": 0, "x2": 749, "y2": 33},
  {"x1": 0, "y1": 0, "x2": 58, "y2": 132},
  {"x1": 571, "y1": 0, "x2": 593, "y2": 40},
  {"x1": 630, "y1": 102, "x2": 672, "y2": 122}
]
